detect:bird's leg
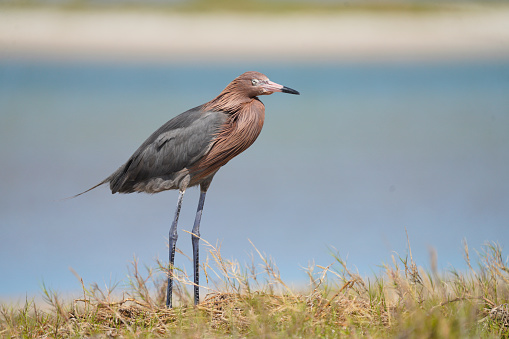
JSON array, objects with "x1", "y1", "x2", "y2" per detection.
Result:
[
  {"x1": 167, "y1": 189, "x2": 185, "y2": 308},
  {"x1": 191, "y1": 190, "x2": 207, "y2": 306},
  {"x1": 191, "y1": 178, "x2": 213, "y2": 306}
]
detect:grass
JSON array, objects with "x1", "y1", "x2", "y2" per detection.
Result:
[{"x1": 1, "y1": 236, "x2": 508, "y2": 338}]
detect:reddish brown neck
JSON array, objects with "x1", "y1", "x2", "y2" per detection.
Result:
[{"x1": 202, "y1": 84, "x2": 255, "y2": 113}]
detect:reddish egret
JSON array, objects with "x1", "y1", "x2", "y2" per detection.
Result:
[{"x1": 75, "y1": 71, "x2": 299, "y2": 308}]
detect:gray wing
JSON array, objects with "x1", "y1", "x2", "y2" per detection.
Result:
[{"x1": 109, "y1": 105, "x2": 228, "y2": 193}]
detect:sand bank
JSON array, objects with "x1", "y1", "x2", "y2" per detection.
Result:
[{"x1": 1, "y1": 8, "x2": 509, "y2": 63}]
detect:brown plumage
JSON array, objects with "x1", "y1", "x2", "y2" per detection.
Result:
[
  {"x1": 190, "y1": 71, "x2": 290, "y2": 183},
  {"x1": 191, "y1": 98, "x2": 265, "y2": 183},
  {"x1": 74, "y1": 71, "x2": 299, "y2": 308}
]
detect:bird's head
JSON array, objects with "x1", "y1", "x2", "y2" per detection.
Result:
[
  {"x1": 230, "y1": 71, "x2": 300, "y2": 98},
  {"x1": 205, "y1": 71, "x2": 300, "y2": 112}
]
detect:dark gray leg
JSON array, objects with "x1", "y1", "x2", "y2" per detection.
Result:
[
  {"x1": 192, "y1": 179, "x2": 213, "y2": 306},
  {"x1": 166, "y1": 189, "x2": 185, "y2": 308},
  {"x1": 191, "y1": 191, "x2": 207, "y2": 305}
]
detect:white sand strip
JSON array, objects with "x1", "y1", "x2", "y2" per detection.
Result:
[{"x1": 1, "y1": 9, "x2": 509, "y2": 62}]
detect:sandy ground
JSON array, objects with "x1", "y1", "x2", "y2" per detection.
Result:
[{"x1": 1, "y1": 8, "x2": 509, "y2": 63}]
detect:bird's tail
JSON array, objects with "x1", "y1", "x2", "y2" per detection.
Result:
[{"x1": 63, "y1": 177, "x2": 111, "y2": 200}]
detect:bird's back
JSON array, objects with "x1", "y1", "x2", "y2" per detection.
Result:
[{"x1": 108, "y1": 105, "x2": 229, "y2": 193}]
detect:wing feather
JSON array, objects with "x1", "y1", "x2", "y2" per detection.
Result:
[{"x1": 110, "y1": 106, "x2": 228, "y2": 193}]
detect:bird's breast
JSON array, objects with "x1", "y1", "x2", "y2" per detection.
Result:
[{"x1": 189, "y1": 99, "x2": 265, "y2": 182}]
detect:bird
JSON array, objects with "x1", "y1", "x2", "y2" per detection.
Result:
[{"x1": 74, "y1": 71, "x2": 299, "y2": 308}]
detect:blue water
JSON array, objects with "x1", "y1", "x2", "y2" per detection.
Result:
[{"x1": 1, "y1": 60, "x2": 508, "y2": 300}]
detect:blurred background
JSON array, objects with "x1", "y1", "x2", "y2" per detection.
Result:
[{"x1": 1, "y1": 0, "x2": 508, "y2": 302}]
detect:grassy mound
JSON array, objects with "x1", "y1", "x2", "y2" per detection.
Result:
[{"x1": 1, "y1": 238, "x2": 508, "y2": 337}]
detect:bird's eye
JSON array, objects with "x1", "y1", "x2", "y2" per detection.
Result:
[{"x1": 251, "y1": 79, "x2": 259, "y2": 86}]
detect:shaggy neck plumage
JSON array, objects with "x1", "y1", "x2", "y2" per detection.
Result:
[{"x1": 203, "y1": 80, "x2": 255, "y2": 113}]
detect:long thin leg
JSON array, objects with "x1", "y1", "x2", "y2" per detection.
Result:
[
  {"x1": 166, "y1": 189, "x2": 185, "y2": 308},
  {"x1": 191, "y1": 190, "x2": 207, "y2": 305}
]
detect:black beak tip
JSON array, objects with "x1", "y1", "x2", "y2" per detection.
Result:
[{"x1": 282, "y1": 86, "x2": 300, "y2": 95}]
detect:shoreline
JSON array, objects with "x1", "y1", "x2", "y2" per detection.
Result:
[{"x1": 1, "y1": 9, "x2": 509, "y2": 63}]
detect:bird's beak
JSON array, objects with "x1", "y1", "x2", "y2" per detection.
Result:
[{"x1": 262, "y1": 80, "x2": 300, "y2": 95}]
